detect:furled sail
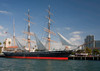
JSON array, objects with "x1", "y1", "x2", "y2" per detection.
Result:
[
  {"x1": 57, "y1": 33, "x2": 73, "y2": 46},
  {"x1": 34, "y1": 34, "x2": 46, "y2": 50}
]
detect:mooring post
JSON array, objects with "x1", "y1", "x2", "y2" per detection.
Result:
[{"x1": 93, "y1": 57, "x2": 94, "y2": 60}]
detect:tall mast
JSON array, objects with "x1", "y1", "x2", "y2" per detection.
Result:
[
  {"x1": 44, "y1": 6, "x2": 56, "y2": 51},
  {"x1": 27, "y1": 9, "x2": 31, "y2": 52},
  {"x1": 48, "y1": 5, "x2": 51, "y2": 50},
  {"x1": 23, "y1": 9, "x2": 34, "y2": 51},
  {"x1": 13, "y1": 19, "x2": 16, "y2": 46}
]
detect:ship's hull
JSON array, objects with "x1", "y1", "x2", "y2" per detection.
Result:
[{"x1": 3, "y1": 51, "x2": 71, "y2": 60}]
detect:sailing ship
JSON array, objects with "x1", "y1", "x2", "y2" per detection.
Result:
[{"x1": 3, "y1": 6, "x2": 72, "y2": 60}]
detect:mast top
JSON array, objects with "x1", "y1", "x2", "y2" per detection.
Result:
[
  {"x1": 28, "y1": 9, "x2": 30, "y2": 12},
  {"x1": 13, "y1": 18, "x2": 15, "y2": 37},
  {"x1": 48, "y1": 5, "x2": 50, "y2": 9}
]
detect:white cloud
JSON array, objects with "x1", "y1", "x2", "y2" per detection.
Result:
[
  {"x1": 69, "y1": 31, "x2": 83, "y2": 45},
  {"x1": 0, "y1": 10, "x2": 12, "y2": 15},
  {"x1": 0, "y1": 32, "x2": 7, "y2": 36},
  {"x1": 65, "y1": 27, "x2": 71, "y2": 30},
  {"x1": 71, "y1": 31, "x2": 82, "y2": 35},
  {"x1": 70, "y1": 35, "x2": 81, "y2": 41},
  {"x1": 0, "y1": 25, "x2": 8, "y2": 37},
  {"x1": 56, "y1": 27, "x2": 71, "y2": 32},
  {"x1": 0, "y1": 25, "x2": 4, "y2": 29},
  {"x1": 56, "y1": 27, "x2": 60, "y2": 31}
]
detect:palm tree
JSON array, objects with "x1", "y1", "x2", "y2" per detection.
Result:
[
  {"x1": 93, "y1": 49, "x2": 100, "y2": 55},
  {"x1": 3, "y1": 41, "x2": 6, "y2": 50},
  {"x1": 0, "y1": 42, "x2": 2, "y2": 53},
  {"x1": 3, "y1": 41, "x2": 6, "y2": 46},
  {"x1": 0, "y1": 42, "x2": 2, "y2": 46},
  {"x1": 8, "y1": 41, "x2": 11, "y2": 46}
]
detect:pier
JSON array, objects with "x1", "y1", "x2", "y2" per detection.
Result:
[{"x1": 68, "y1": 56, "x2": 100, "y2": 60}]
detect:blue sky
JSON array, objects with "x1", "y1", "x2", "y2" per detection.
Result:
[{"x1": 0, "y1": 0, "x2": 100, "y2": 45}]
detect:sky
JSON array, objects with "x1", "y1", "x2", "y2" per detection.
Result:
[{"x1": 0, "y1": 0, "x2": 100, "y2": 46}]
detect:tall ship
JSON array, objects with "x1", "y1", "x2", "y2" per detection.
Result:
[{"x1": 3, "y1": 6, "x2": 72, "y2": 60}]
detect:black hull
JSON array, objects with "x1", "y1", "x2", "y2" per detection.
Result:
[{"x1": 3, "y1": 51, "x2": 71, "y2": 60}]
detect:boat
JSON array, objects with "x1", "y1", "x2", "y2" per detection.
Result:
[{"x1": 3, "y1": 6, "x2": 72, "y2": 60}]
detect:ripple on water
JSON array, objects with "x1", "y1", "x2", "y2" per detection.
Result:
[{"x1": 0, "y1": 58, "x2": 100, "y2": 71}]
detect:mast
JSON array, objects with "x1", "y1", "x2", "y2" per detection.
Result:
[
  {"x1": 44, "y1": 5, "x2": 56, "y2": 51},
  {"x1": 48, "y1": 5, "x2": 51, "y2": 50},
  {"x1": 23, "y1": 9, "x2": 35, "y2": 52},
  {"x1": 13, "y1": 19, "x2": 16, "y2": 46},
  {"x1": 27, "y1": 9, "x2": 31, "y2": 52}
]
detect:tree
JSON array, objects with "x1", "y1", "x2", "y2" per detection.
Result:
[
  {"x1": 92, "y1": 49, "x2": 100, "y2": 55},
  {"x1": 85, "y1": 47, "x2": 92, "y2": 55},
  {"x1": 3, "y1": 41, "x2": 6, "y2": 50},
  {"x1": 35, "y1": 49, "x2": 39, "y2": 51},
  {"x1": 3, "y1": 41, "x2": 6, "y2": 45},
  {"x1": 8, "y1": 41, "x2": 11, "y2": 45},
  {"x1": 76, "y1": 50, "x2": 85, "y2": 53},
  {"x1": 0, "y1": 42, "x2": 2, "y2": 53},
  {"x1": 0, "y1": 42, "x2": 2, "y2": 45},
  {"x1": 71, "y1": 51, "x2": 75, "y2": 55}
]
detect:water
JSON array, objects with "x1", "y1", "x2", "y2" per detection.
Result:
[{"x1": 0, "y1": 58, "x2": 100, "y2": 71}]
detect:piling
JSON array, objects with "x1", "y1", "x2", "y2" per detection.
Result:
[{"x1": 68, "y1": 56, "x2": 100, "y2": 60}]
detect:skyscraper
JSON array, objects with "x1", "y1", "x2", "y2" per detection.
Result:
[
  {"x1": 84, "y1": 35, "x2": 95, "y2": 48},
  {"x1": 84, "y1": 35, "x2": 100, "y2": 49},
  {"x1": 95, "y1": 41, "x2": 100, "y2": 48}
]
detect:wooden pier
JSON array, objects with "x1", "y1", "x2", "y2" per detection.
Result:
[{"x1": 68, "y1": 56, "x2": 100, "y2": 60}]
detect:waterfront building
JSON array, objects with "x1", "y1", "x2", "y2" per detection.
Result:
[
  {"x1": 95, "y1": 41, "x2": 100, "y2": 48},
  {"x1": 84, "y1": 35, "x2": 95, "y2": 48},
  {"x1": 3, "y1": 38, "x2": 12, "y2": 51},
  {"x1": 84, "y1": 35, "x2": 100, "y2": 49},
  {"x1": 4, "y1": 38, "x2": 12, "y2": 47}
]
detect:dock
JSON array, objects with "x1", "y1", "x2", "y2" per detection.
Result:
[{"x1": 68, "y1": 56, "x2": 100, "y2": 60}]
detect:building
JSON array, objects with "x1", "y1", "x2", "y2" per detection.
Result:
[
  {"x1": 84, "y1": 35, "x2": 100, "y2": 49},
  {"x1": 84, "y1": 35, "x2": 95, "y2": 48},
  {"x1": 4, "y1": 38, "x2": 12, "y2": 47},
  {"x1": 95, "y1": 41, "x2": 100, "y2": 48}
]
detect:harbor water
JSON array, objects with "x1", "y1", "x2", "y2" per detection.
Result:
[{"x1": 0, "y1": 58, "x2": 100, "y2": 71}]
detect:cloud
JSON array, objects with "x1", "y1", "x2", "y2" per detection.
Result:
[
  {"x1": 70, "y1": 35, "x2": 81, "y2": 41},
  {"x1": 0, "y1": 10, "x2": 12, "y2": 15},
  {"x1": 0, "y1": 32, "x2": 7, "y2": 36},
  {"x1": 69, "y1": 31, "x2": 83, "y2": 45},
  {"x1": 65, "y1": 27, "x2": 71, "y2": 30},
  {"x1": 70, "y1": 31, "x2": 82, "y2": 35},
  {"x1": 56, "y1": 27, "x2": 71, "y2": 32},
  {"x1": 0, "y1": 25, "x2": 8, "y2": 37},
  {"x1": 0, "y1": 25, "x2": 4, "y2": 29}
]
